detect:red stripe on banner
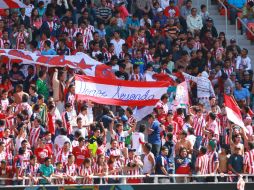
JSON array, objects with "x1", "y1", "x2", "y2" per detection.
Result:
[
  {"x1": 76, "y1": 94, "x2": 159, "y2": 106},
  {"x1": 75, "y1": 75, "x2": 171, "y2": 88},
  {"x1": 5, "y1": 0, "x2": 20, "y2": 8},
  {"x1": 224, "y1": 94, "x2": 242, "y2": 120}
]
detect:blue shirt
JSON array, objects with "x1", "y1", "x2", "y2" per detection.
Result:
[
  {"x1": 132, "y1": 58, "x2": 145, "y2": 74},
  {"x1": 126, "y1": 17, "x2": 140, "y2": 30},
  {"x1": 41, "y1": 49, "x2": 57, "y2": 55},
  {"x1": 234, "y1": 87, "x2": 250, "y2": 101},
  {"x1": 153, "y1": 15, "x2": 168, "y2": 27},
  {"x1": 148, "y1": 120, "x2": 161, "y2": 145},
  {"x1": 228, "y1": 154, "x2": 243, "y2": 173},
  {"x1": 156, "y1": 155, "x2": 169, "y2": 174},
  {"x1": 228, "y1": 0, "x2": 246, "y2": 9}
]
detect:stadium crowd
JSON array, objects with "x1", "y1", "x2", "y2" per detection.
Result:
[{"x1": 0, "y1": 0, "x2": 254, "y2": 185}]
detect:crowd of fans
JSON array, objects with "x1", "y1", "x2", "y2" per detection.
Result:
[{"x1": 0, "y1": 0, "x2": 253, "y2": 186}]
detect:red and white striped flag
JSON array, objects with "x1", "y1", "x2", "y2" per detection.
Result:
[{"x1": 224, "y1": 94, "x2": 246, "y2": 130}]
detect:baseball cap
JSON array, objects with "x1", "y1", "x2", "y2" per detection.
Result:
[
  {"x1": 230, "y1": 38, "x2": 236, "y2": 43},
  {"x1": 157, "y1": 8, "x2": 163, "y2": 12},
  {"x1": 206, "y1": 17, "x2": 213, "y2": 22},
  {"x1": 169, "y1": 0, "x2": 175, "y2": 3}
]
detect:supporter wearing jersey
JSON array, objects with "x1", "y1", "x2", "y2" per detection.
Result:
[
  {"x1": 175, "y1": 147, "x2": 191, "y2": 183},
  {"x1": 56, "y1": 141, "x2": 71, "y2": 165},
  {"x1": 0, "y1": 142, "x2": 6, "y2": 163},
  {"x1": 156, "y1": 146, "x2": 170, "y2": 183},
  {"x1": 72, "y1": 137, "x2": 90, "y2": 166},
  {"x1": 110, "y1": 123, "x2": 135, "y2": 156},
  {"x1": 124, "y1": 148, "x2": 143, "y2": 183},
  {"x1": 13, "y1": 148, "x2": 26, "y2": 184},
  {"x1": 195, "y1": 147, "x2": 208, "y2": 182},
  {"x1": 147, "y1": 114, "x2": 162, "y2": 157},
  {"x1": 64, "y1": 154, "x2": 78, "y2": 184},
  {"x1": 35, "y1": 139, "x2": 52, "y2": 164},
  {"x1": 25, "y1": 155, "x2": 40, "y2": 185},
  {"x1": 54, "y1": 128, "x2": 71, "y2": 155},
  {"x1": 79, "y1": 158, "x2": 93, "y2": 184},
  {"x1": 131, "y1": 124, "x2": 145, "y2": 156},
  {"x1": 206, "y1": 140, "x2": 219, "y2": 182},
  {"x1": 0, "y1": 160, "x2": 12, "y2": 185},
  {"x1": 29, "y1": 117, "x2": 46, "y2": 148},
  {"x1": 244, "y1": 142, "x2": 254, "y2": 175},
  {"x1": 94, "y1": 155, "x2": 108, "y2": 184}
]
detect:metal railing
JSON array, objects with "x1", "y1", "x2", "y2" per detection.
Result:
[
  {"x1": 236, "y1": 17, "x2": 254, "y2": 43},
  {"x1": 218, "y1": 0, "x2": 228, "y2": 36},
  {"x1": 0, "y1": 174, "x2": 253, "y2": 187}
]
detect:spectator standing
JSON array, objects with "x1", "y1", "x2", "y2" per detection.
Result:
[{"x1": 228, "y1": 0, "x2": 246, "y2": 25}]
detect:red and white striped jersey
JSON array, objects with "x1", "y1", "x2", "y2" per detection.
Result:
[
  {"x1": 124, "y1": 156, "x2": 141, "y2": 178},
  {"x1": 0, "y1": 38, "x2": 10, "y2": 49},
  {"x1": 244, "y1": 149, "x2": 254, "y2": 174},
  {"x1": 195, "y1": 154, "x2": 209, "y2": 174},
  {"x1": 222, "y1": 67, "x2": 234, "y2": 77},
  {"x1": 61, "y1": 111, "x2": 73, "y2": 135},
  {"x1": 0, "y1": 151, "x2": 6, "y2": 162},
  {"x1": 194, "y1": 41, "x2": 201, "y2": 50},
  {"x1": 65, "y1": 163, "x2": 78, "y2": 176},
  {"x1": 14, "y1": 31, "x2": 29, "y2": 49},
  {"x1": 119, "y1": 51, "x2": 125, "y2": 60},
  {"x1": 207, "y1": 150, "x2": 219, "y2": 174},
  {"x1": 87, "y1": 25, "x2": 95, "y2": 33},
  {"x1": 218, "y1": 114, "x2": 228, "y2": 135},
  {"x1": 144, "y1": 53, "x2": 154, "y2": 63},
  {"x1": 104, "y1": 51, "x2": 114, "y2": 62},
  {"x1": 56, "y1": 149, "x2": 70, "y2": 165},
  {"x1": 79, "y1": 165, "x2": 93, "y2": 184},
  {"x1": 26, "y1": 163, "x2": 40, "y2": 176},
  {"x1": 0, "y1": 137, "x2": 13, "y2": 155},
  {"x1": 63, "y1": 27, "x2": 76, "y2": 39},
  {"x1": 5, "y1": 116, "x2": 15, "y2": 133},
  {"x1": 40, "y1": 39, "x2": 54, "y2": 51},
  {"x1": 73, "y1": 27, "x2": 93, "y2": 50},
  {"x1": 108, "y1": 160, "x2": 122, "y2": 177},
  {"x1": 23, "y1": 149, "x2": 33, "y2": 168},
  {"x1": 193, "y1": 115, "x2": 206, "y2": 136},
  {"x1": 29, "y1": 127, "x2": 40, "y2": 148},
  {"x1": 93, "y1": 163, "x2": 107, "y2": 175}
]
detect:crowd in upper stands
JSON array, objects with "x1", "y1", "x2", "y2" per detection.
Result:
[{"x1": 0, "y1": 0, "x2": 254, "y2": 185}]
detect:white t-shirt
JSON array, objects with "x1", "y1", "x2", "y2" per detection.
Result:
[
  {"x1": 77, "y1": 113, "x2": 89, "y2": 127},
  {"x1": 132, "y1": 132, "x2": 145, "y2": 156},
  {"x1": 1, "y1": 99, "x2": 9, "y2": 111},
  {"x1": 72, "y1": 127, "x2": 88, "y2": 139},
  {"x1": 236, "y1": 56, "x2": 251, "y2": 70},
  {"x1": 54, "y1": 135, "x2": 71, "y2": 151},
  {"x1": 110, "y1": 39, "x2": 125, "y2": 57},
  {"x1": 186, "y1": 135, "x2": 196, "y2": 147}
]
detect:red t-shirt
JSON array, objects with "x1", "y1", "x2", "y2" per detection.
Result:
[
  {"x1": 72, "y1": 146, "x2": 90, "y2": 166},
  {"x1": 34, "y1": 147, "x2": 52, "y2": 164}
]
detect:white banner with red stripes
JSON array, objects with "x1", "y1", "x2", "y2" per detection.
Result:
[{"x1": 75, "y1": 75, "x2": 171, "y2": 106}]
